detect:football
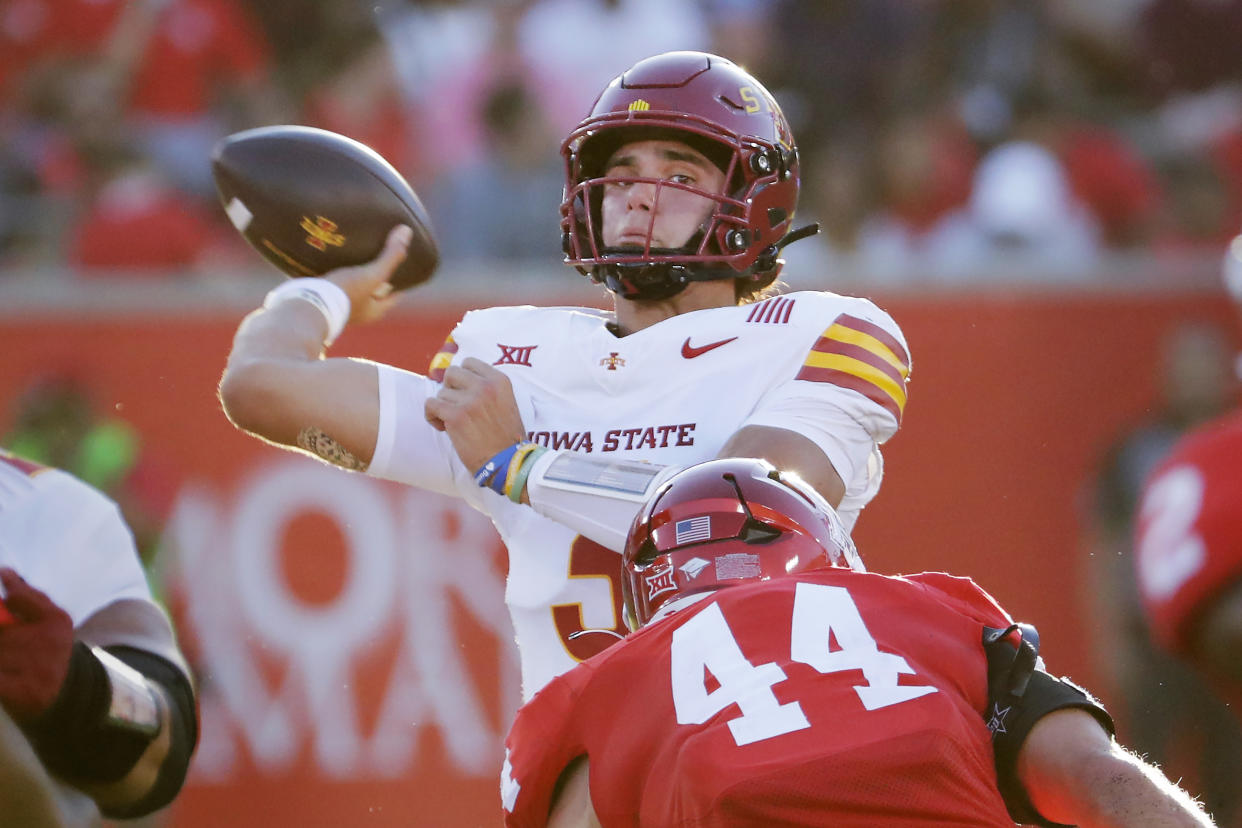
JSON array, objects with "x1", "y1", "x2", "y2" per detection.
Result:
[{"x1": 211, "y1": 125, "x2": 438, "y2": 291}]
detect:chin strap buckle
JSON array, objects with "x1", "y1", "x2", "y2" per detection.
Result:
[{"x1": 753, "y1": 222, "x2": 820, "y2": 274}]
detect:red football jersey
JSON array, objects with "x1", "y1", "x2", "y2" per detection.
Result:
[
  {"x1": 502, "y1": 569, "x2": 1019, "y2": 827},
  {"x1": 1135, "y1": 412, "x2": 1242, "y2": 655}
]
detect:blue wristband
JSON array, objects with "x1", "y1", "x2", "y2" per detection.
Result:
[{"x1": 473, "y1": 443, "x2": 520, "y2": 493}]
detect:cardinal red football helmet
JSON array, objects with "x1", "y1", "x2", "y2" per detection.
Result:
[
  {"x1": 561, "y1": 51, "x2": 807, "y2": 301},
  {"x1": 622, "y1": 458, "x2": 863, "y2": 629}
]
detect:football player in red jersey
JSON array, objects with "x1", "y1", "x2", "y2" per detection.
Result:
[
  {"x1": 502, "y1": 459, "x2": 1213, "y2": 827},
  {"x1": 0, "y1": 447, "x2": 197, "y2": 824},
  {"x1": 1134, "y1": 235, "x2": 1242, "y2": 709},
  {"x1": 221, "y1": 52, "x2": 912, "y2": 700}
]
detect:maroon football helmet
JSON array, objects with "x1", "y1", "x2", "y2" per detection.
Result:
[
  {"x1": 561, "y1": 51, "x2": 812, "y2": 301},
  {"x1": 622, "y1": 458, "x2": 863, "y2": 629}
]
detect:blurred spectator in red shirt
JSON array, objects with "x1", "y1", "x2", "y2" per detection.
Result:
[
  {"x1": 302, "y1": 31, "x2": 418, "y2": 188},
  {"x1": 874, "y1": 105, "x2": 977, "y2": 237},
  {"x1": 2, "y1": 0, "x2": 281, "y2": 199},
  {"x1": 923, "y1": 140, "x2": 1102, "y2": 281},
  {"x1": 67, "y1": 150, "x2": 219, "y2": 273},
  {"x1": 1010, "y1": 89, "x2": 1161, "y2": 249}
]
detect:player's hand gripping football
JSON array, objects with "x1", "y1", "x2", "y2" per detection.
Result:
[
  {"x1": 425, "y1": 358, "x2": 527, "y2": 474},
  {"x1": 0, "y1": 568, "x2": 75, "y2": 725},
  {"x1": 324, "y1": 224, "x2": 413, "y2": 325}
]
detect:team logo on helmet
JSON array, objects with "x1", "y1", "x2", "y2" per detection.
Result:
[
  {"x1": 644, "y1": 561, "x2": 678, "y2": 602},
  {"x1": 301, "y1": 216, "x2": 345, "y2": 251}
]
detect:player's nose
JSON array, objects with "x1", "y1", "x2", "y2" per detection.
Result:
[{"x1": 626, "y1": 180, "x2": 658, "y2": 211}]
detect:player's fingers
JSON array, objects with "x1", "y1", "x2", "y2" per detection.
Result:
[
  {"x1": 440, "y1": 364, "x2": 478, "y2": 390},
  {"x1": 374, "y1": 225, "x2": 412, "y2": 277},
  {"x1": 0, "y1": 569, "x2": 52, "y2": 621},
  {"x1": 423, "y1": 398, "x2": 447, "y2": 431},
  {"x1": 431, "y1": 383, "x2": 464, "y2": 407},
  {"x1": 459, "y1": 356, "x2": 493, "y2": 375},
  {"x1": 460, "y1": 359, "x2": 513, "y2": 391}
]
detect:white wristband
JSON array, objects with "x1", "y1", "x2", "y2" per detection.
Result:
[{"x1": 262, "y1": 278, "x2": 351, "y2": 346}]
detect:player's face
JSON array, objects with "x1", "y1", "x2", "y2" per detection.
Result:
[{"x1": 599, "y1": 139, "x2": 726, "y2": 251}]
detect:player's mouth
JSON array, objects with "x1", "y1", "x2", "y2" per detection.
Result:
[{"x1": 614, "y1": 232, "x2": 659, "y2": 247}]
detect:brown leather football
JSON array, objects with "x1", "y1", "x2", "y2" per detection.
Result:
[{"x1": 211, "y1": 125, "x2": 438, "y2": 290}]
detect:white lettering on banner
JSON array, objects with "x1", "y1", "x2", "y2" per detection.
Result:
[{"x1": 160, "y1": 458, "x2": 519, "y2": 781}]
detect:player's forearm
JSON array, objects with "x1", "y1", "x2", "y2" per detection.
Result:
[
  {"x1": 1040, "y1": 747, "x2": 1213, "y2": 827},
  {"x1": 717, "y1": 425, "x2": 845, "y2": 506},
  {"x1": 27, "y1": 645, "x2": 198, "y2": 819},
  {"x1": 1019, "y1": 711, "x2": 1213, "y2": 827},
  {"x1": 221, "y1": 301, "x2": 332, "y2": 433},
  {"x1": 221, "y1": 300, "x2": 383, "y2": 465}
]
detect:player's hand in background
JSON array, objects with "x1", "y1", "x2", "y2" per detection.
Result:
[{"x1": 0, "y1": 568, "x2": 75, "y2": 725}]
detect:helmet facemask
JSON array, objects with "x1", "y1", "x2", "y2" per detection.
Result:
[
  {"x1": 562, "y1": 114, "x2": 798, "y2": 302},
  {"x1": 561, "y1": 52, "x2": 814, "y2": 302}
]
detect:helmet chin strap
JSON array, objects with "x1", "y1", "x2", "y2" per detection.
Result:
[{"x1": 596, "y1": 222, "x2": 821, "y2": 302}]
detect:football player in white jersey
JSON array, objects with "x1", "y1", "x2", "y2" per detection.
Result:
[
  {"x1": 0, "y1": 448, "x2": 197, "y2": 824},
  {"x1": 220, "y1": 51, "x2": 911, "y2": 699}
]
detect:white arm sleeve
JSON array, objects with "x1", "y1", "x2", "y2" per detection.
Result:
[{"x1": 369, "y1": 363, "x2": 466, "y2": 496}]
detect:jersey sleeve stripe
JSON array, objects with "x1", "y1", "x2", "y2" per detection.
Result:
[
  {"x1": 0, "y1": 450, "x2": 45, "y2": 476},
  {"x1": 827, "y1": 314, "x2": 910, "y2": 371},
  {"x1": 795, "y1": 364, "x2": 905, "y2": 421},
  {"x1": 802, "y1": 351, "x2": 907, "y2": 406},
  {"x1": 427, "y1": 337, "x2": 458, "y2": 382},
  {"x1": 813, "y1": 329, "x2": 909, "y2": 380}
]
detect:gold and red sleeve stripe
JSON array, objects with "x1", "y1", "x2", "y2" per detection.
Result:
[
  {"x1": 0, "y1": 450, "x2": 44, "y2": 476},
  {"x1": 796, "y1": 314, "x2": 910, "y2": 421},
  {"x1": 427, "y1": 336, "x2": 458, "y2": 382}
]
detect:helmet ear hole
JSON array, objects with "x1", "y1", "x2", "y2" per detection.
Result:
[
  {"x1": 635, "y1": 537, "x2": 660, "y2": 566},
  {"x1": 740, "y1": 519, "x2": 781, "y2": 544}
]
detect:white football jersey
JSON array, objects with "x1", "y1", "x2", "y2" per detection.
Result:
[
  {"x1": 369, "y1": 291, "x2": 910, "y2": 698},
  {"x1": 0, "y1": 451, "x2": 156, "y2": 628}
]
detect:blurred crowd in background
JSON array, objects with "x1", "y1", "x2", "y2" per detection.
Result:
[{"x1": 3, "y1": 0, "x2": 1242, "y2": 284}]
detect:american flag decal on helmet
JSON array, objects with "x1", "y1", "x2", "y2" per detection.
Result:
[
  {"x1": 675, "y1": 516, "x2": 712, "y2": 544},
  {"x1": 428, "y1": 335, "x2": 458, "y2": 382},
  {"x1": 796, "y1": 314, "x2": 910, "y2": 421}
]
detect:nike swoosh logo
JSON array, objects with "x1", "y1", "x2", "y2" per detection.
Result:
[{"x1": 681, "y1": 336, "x2": 738, "y2": 358}]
